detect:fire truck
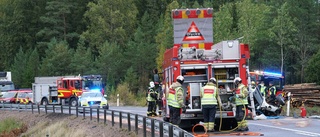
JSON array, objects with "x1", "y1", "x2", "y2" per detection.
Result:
[
  {"x1": 0, "y1": 72, "x2": 15, "y2": 92},
  {"x1": 161, "y1": 8, "x2": 251, "y2": 129},
  {"x1": 32, "y1": 76, "x2": 83, "y2": 106}
]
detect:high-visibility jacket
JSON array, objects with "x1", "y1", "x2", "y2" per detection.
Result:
[
  {"x1": 201, "y1": 83, "x2": 218, "y2": 105},
  {"x1": 147, "y1": 89, "x2": 156, "y2": 101},
  {"x1": 269, "y1": 86, "x2": 276, "y2": 96},
  {"x1": 259, "y1": 85, "x2": 267, "y2": 97},
  {"x1": 235, "y1": 84, "x2": 248, "y2": 105},
  {"x1": 167, "y1": 83, "x2": 184, "y2": 108}
]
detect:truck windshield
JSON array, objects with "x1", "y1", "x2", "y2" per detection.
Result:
[
  {"x1": 0, "y1": 83, "x2": 15, "y2": 91},
  {"x1": 83, "y1": 80, "x2": 102, "y2": 89}
]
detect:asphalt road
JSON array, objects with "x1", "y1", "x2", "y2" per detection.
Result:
[{"x1": 110, "y1": 106, "x2": 320, "y2": 137}]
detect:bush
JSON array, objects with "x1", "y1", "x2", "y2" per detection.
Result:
[
  {"x1": 0, "y1": 117, "x2": 27, "y2": 136},
  {"x1": 109, "y1": 82, "x2": 146, "y2": 106}
]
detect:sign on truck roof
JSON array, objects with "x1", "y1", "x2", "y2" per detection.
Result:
[{"x1": 172, "y1": 8, "x2": 213, "y2": 49}]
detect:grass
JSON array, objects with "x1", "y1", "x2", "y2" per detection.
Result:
[
  {"x1": 21, "y1": 121, "x2": 86, "y2": 137},
  {"x1": 280, "y1": 104, "x2": 320, "y2": 117},
  {"x1": 0, "y1": 118, "x2": 24, "y2": 133},
  {"x1": 109, "y1": 82, "x2": 147, "y2": 106}
]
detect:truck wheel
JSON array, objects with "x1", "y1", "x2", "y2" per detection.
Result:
[
  {"x1": 41, "y1": 98, "x2": 48, "y2": 105},
  {"x1": 69, "y1": 98, "x2": 77, "y2": 107}
]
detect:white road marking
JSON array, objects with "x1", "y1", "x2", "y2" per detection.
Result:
[{"x1": 250, "y1": 123, "x2": 320, "y2": 137}]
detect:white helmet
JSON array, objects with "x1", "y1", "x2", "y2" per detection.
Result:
[
  {"x1": 209, "y1": 77, "x2": 217, "y2": 83},
  {"x1": 233, "y1": 77, "x2": 242, "y2": 83},
  {"x1": 176, "y1": 75, "x2": 184, "y2": 81},
  {"x1": 149, "y1": 81, "x2": 155, "y2": 88}
]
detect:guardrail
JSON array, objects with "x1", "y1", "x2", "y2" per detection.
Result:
[{"x1": 0, "y1": 103, "x2": 194, "y2": 137}]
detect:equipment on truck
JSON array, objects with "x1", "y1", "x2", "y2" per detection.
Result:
[
  {"x1": 0, "y1": 72, "x2": 15, "y2": 92},
  {"x1": 32, "y1": 76, "x2": 83, "y2": 106},
  {"x1": 161, "y1": 8, "x2": 251, "y2": 130}
]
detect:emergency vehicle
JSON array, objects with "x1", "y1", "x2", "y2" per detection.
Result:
[
  {"x1": 15, "y1": 89, "x2": 33, "y2": 104},
  {"x1": 82, "y1": 75, "x2": 105, "y2": 95},
  {"x1": 161, "y1": 8, "x2": 250, "y2": 129},
  {"x1": 250, "y1": 70, "x2": 284, "y2": 96},
  {"x1": 32, "y1": 76, "x2": 83, "y2": 106},
  {"x1": 0, "y1": 72, "x2": 15, "y2": 92}
]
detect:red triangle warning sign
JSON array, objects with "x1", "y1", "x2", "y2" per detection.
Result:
[{"x1": 183, "y1": 21, "x2": 205, "y2": 41}]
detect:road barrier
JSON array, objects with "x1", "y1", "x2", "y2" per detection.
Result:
[{"x1": 0, "y1": 103, "x2": 193, "y2": 137}]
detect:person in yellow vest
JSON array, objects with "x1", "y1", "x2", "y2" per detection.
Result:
[
  {"x1": 233, "y1": 77, "x2": 249, "y2": 131},
  {"x1": 200, "y1": 77, "x2": 220, "y2": 132},
  {"x1": 268, "y1": 81, "x2": 277, "y2": 104},
  {"x1": 167, "y1": 75, "x2": 185, "y2": 125},
  {"x1": 258, "y1": 81, "x2": 267, "y2": 98},
  {"x1": 146, "y1": 81, "x2": 157, "y2": 116},
  {"x1": 250, "y1": 81, "x2": 256, "y2": 91}
]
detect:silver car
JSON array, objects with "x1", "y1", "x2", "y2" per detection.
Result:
[{"x1": 78, "y1": 91, "x2": 108, "y2": 111}]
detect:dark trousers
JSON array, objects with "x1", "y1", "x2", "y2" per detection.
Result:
[
  {"x1": 235, "y1": 105, "x2": 246, "y2": 121},
  {"x1": 157, "y1": 100, "x2": 162, "y2": 114},
  {"x1": 147, "y1": 101, "x2": 156, "y2": 115},
  {"x1": 202, "y1": 105, "x2": 217, "y2": 122},
  {"x1": 169, "y1": 105, "x2": 181, "y2": 125}
]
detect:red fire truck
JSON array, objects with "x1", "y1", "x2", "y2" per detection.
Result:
[{"x1": 161, "y1": 8, "x2": 250, "y2": 129}]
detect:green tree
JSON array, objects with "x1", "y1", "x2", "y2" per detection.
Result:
[
  {"x1": 287, "y1": 0, "x2": 319, "y2": 83},
  {"x1": 155, "y1": 1, "x2": 180, "y2": 70},
  {"x1": 96, "y1": 41, "x2": 125, "y2": 88},
  {"x1": 71, "y1": 40, "x2": 94, "y2": 75},
  {"x1": 39, "y1": 39, "x2": 74, "y2": 76},
  {"x1": 37, "y1": 0, "x2": 78, "y2": 54},
  {"x1": 82, "y1": 0, "x2": 138, "y2": 55},
  {"x1": 0, "y1": 0, "x2": 46, "y2": 70},
  {"x1": 24, "y1": 48, "x2": 40, "y2": 87},
  {"x1": 11, "y1": 48, "x2": 29, "y2": 88},
  {"x1": 305, "y1": 49, "x2": 320, "y2": 84},
  {"x1": 269, "y1": 2, "x2": 297, "y2": 74}
]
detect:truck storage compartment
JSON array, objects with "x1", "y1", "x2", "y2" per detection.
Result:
[{"x1": 182, "y1": 66, "x2": 208, "y2": 83}]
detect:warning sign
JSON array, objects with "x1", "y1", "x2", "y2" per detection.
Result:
[{"x1": 183, "y1": 21, "x2": 205, "y2": 41}]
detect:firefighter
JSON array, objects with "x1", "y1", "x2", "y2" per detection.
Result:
[
  {"x1": 153, "y1": 69, "x2": 163, "y2": 116},
  {"x1": 268, "y1": 81, "x2": 277, "y2": 104},
  {"x1": 250, "y1": 81, "x2": 256, "y2": 91},
  {"x1": 200, "y1": 77, "x2": 220, "y2": 132},
  {"x1": 167, "y1": 75, "x2": 185, "y2": 125},
  {"x1": 233, "y1": 77, "x2": 249, "y2": 131},
  {"x1": 258, "y1": 81, "x2": 267, "y2": 98},
  {"x1": 146, "y1": 81, "x2": 157, "y2": 116}
]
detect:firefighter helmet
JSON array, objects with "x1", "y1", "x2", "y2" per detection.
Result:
[
  {"x1": 233, "y1": 77, "x2": 242, "y2": 83},
  {"x1": 149, "y1": 81, "x2": 155, "y2": 88},
  {"x1": 176, "y1": 75, "x2": 184, "y2": 84},
  {"x1": 209, "y1": 77, "x2": 217, "y2": 83},
  {"x1": 251, "y1": 81, "x2": 256, "y2": 85}
]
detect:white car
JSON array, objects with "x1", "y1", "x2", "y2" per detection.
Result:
[{"x1": 78, "y1": 91, "x2": 108, "y2": 111}]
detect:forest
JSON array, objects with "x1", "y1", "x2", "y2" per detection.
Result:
[{"x1": 0, "y1": 0, "x2": 319, "y2": 95}]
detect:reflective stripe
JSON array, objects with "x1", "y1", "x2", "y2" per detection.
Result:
[
  {"x1": 235, "y1": 84, "x2": 248, "y2": 105},
  {"x1": 147, "y1": 89, "x2": 156, "y2": 101},
  {"x1": 201, "y1": 86, "x2": 217, "y2": 105},
  {"x1": 168, "y1": 87, "x2": 182, "y2": 108},
  {"x1": 269, "y1": 86, "x2": 276, "y2": 95}
]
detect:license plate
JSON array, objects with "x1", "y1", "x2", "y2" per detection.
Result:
[{"x1": 181, "y1": 114, "x2": 194, "y2": 118}]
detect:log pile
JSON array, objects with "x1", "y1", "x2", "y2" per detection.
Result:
[{"x1": 284, "y1": 83, "x2": 320, "y2": 107}]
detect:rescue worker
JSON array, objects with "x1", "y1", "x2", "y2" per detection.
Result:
[
  {"x1": 250, "y1": 81, "x2": 256, "y2": 91},
  {"x1": 146, "y1": 81, "x2": 157, "y2": 116},
  {"x1": 233, "y1": 77, "x2": 249, "y2": 131},
  {"x1": 268, "y1": 81, "x2": 277, "y2": 104},
  {"x1": 153, "y1": 69, "x2": 163, "y2": 116},
  {"x1": 258, "y1": 81, "x2": 267, "y2": 98},
  {"x1": 200, "y1": 77, "x2": 220, "y2": 132},
  {"x1": 167, "y1": 75, "x2": 185, "y2": 125}
]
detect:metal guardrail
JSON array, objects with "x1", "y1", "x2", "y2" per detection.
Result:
[{"x1": 0, "y1": 103, "x2": 194, "y2": 137}]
